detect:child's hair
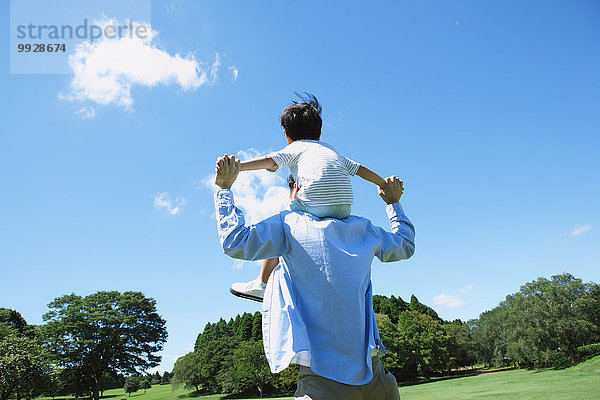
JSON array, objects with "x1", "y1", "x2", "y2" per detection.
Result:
[
  {"x1": 288, "y1": 175, "x2": 296, "y2": 190},
  {"x1": 280, "y1": 93, "x2": 322, "y2": 141}
]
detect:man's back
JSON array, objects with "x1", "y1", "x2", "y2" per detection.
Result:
[{"x1": 216, "y1": 190, "x2": 415, "y2": 384}]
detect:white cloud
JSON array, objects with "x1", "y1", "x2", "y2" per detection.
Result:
[
  {"x1": 458, "y1": 284, "x2": 474, "y2": 293},
  {"x1": 205, "y1": 149, "x2": 290, "y2": 225},
  {"x1": 209, "y1": 53, "x2": 221, "y2": 84},
  {"x1": 154, "y1": 192, "x2": 186, "y2": 216},
  {"x1": 228, "y1": 65, "x2": 239, "y2": 81},
  {"x1": 433, "y1": 293, "x2": 465, "y2": 308},
  {"x1": 75, "y1": 106, "x2": 96, "y2": 119},
  {"x1": 60, "y1": 18, "x2": 214, "y2": 109},
  {"x1": 568, "y1": 224, "x2": 592, "y2": 237}
]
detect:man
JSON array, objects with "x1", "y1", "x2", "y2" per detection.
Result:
[{"x1": 214, "y1": 155, "x2": 415, "y2": 400}]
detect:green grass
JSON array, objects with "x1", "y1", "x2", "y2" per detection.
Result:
[
  {"x1": 400, "y1": 355, "x2": 600, "y2": 400},
  {"x1": 37, "y1": 383, "x2": 291, "y2": 400},
  {"x1": 37, "y1": 356, "x2": 600, "y2": 400}
]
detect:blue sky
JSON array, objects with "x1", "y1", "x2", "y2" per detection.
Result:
[{"x1": 1, "y1": 0, "x2": 598, "y2": 373}]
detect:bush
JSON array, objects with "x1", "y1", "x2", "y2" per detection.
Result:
[{"x1": 577, "y1": 343, "x2": 600, "y2": 358}]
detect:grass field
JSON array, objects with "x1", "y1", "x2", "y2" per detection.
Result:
[
  {"x1": 400, "y1": 355, "x2": 600, "y2": 400},
  {"x1": 38, "y1": 355, "x2": 600, "y2": 400}
]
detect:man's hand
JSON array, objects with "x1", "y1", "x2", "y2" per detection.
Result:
[
  {"x1": 215, "y1": 154, "x2": 241, "y2": 189},
  {"x1": 378, "y1": 176, "x2": 404, "y2": 204}
]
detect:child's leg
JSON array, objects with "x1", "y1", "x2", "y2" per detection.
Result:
[
  {"x1": 229, "y1": 258, "x2": 279, "y2": 302},
  {"x1": 259, "y1": 257, "x2": 279, "y2": 283}
]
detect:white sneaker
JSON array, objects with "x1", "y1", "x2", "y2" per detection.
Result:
[{"x1": 230, "y1": 279, "x2": 266, "y2": 302}]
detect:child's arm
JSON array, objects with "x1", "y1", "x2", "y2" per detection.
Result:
[
  {"x1": 239, "y1": 156, "x2": 277, "y2": 171},
  {"x1": 357, "y1": 165, "x2": 387, "y2": 188}
]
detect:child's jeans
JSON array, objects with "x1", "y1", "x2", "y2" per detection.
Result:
[{"x1": 290, "y1": 199, "x2": 351, "y2": 219}]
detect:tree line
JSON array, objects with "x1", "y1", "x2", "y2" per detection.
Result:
[
  {"x1": 0, "y1": 291, "x2": 167, "y2": 400},
  {"x1": 2, "y1": 273, "x2": 599, "y2": 399},
  {"x1": 175, "y1": 273, "x2": 600, "y2": 396}
]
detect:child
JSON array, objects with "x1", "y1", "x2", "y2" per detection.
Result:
[{"x1": 228, "y1": 93, "x2": 387, "y2": 301}]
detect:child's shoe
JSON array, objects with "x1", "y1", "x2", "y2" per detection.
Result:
[{"x1": 229, "y1": 279, "x2": 266, "y2": 302}]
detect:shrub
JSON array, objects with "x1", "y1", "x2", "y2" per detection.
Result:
[{"x1": 577, "y1": 343, "x2": 600, "y2": 359}]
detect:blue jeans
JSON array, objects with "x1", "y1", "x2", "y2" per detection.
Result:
[{"x1": 290, "y1": 199, "x2": 351, "y2": 219}]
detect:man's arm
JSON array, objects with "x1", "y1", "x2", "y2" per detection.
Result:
[
  {"x1": 374, "y1": 176, "x2": 415, "y2": 262},
  {"x1": 214, "y1": 155, "x2": 288, "y2": 261}
]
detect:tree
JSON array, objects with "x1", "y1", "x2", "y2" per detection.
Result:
[
  {"x1": 172, "y1": 352, "x2": 203, "y2": 392},
  {"x1": 444, "y1": 320, "x2": 477, "y2": 370},
  {"x1": 41, "y1": 291, "x2": 168, "y2": 400},
  {"x1": 140, "y1": 379, "x2": 151, "y2": 393},
  {"x1": 0, "y1": 335, "x2": 53, "y2": 400},
  {"x1": 251, "y1": 312, "x2": 263, "y2": 341},
  {"x1": 151, "y1": 371, "x2": 161, "y2": 384},
  {"x1": 376, "y1": 313, "x2": 409, "y2": 378},
  {"x1": 160, "y1": 371, "x2": 171, "y2": 385},
  {"x1": 471, "y1": 273, "x2": 600, "y2": 368},
  {"x1": 124, "y1": 377, "x2": 140, "y2": 397},
  {"x1": 0, "y1": 308, "x2": 34, "y2": 339},
  {"x1": 379, "y1": 311, "x2": 448, "y2": 380},
  {"x1": 507, "y1": 274, "x2": 599, "y2": 366},
  {"x1": 470, "y1": 305, "x2": 511, "y2": 367},
  {"x1": 222, "y1": 340, "x2": 273, "y2": 398}
]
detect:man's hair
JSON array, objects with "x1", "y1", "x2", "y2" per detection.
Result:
[{"x1": 280, "y1": 93, "x2": 322, "y2": 141}]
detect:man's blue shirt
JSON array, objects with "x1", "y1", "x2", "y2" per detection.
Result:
[{"x1": 214, "y1": 189, "x2": 415, "y2": 385}]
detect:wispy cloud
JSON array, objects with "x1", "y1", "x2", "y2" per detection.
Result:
[
  {"x1": 209, "y1": 53, "x2": 221, "y2": 84},
  {"x1": 568, "y1": 224, "x2": 592, "y2": 238},
  {"x1": 433, "y1": 293, "x2": 465, "y2": 308},
  {"x1": 60, "y1": 18, "x2": 216, "y2": 109},
  {"x1": 458, "y1": 284, "x2": 474, "y2": 293},
  {"x1": 75, "y1": 106, "x2": 96, "y2": 119},
  {"x1": 434, "y1": 284, "x2": 474, "y2": 308},
  {"x1": 228, "y1": 65, "x2": 239, "y2": 81},
  {"x1": 154, "y1": 192, "x2": 186, "y2": 216}
]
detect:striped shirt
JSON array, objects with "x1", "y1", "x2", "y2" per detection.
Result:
[{"x1": 268, "y1": 140, "x2": 361, "y2": 207}]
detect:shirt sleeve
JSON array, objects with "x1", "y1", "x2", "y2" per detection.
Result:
[
  {"x1": 267, "y1": 144, "x2": 298, "y2": 172},
  {"x1": 340, "y1": 156, "x2": 361, "y2": 176},
  {"x1": 374, "y1": 202, "x2": 415, "y2": 262},
  {"x1": 214, "y1": 189, "x2": 289, "y2": 260}
]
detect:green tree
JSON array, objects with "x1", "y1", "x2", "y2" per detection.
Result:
[
  {"x1": 0, "y1": 335, "x2": 53, "y2": 400},
  {"x1": 471, "y1": 273, "x2": 600, "y2": 368},
  {"x1": 222, "y1": 340, "x2": 273, "y2": 398},
  {"x1": 197, "y1": 336, "x2": 240, "y2": 393},
  {"x1": 470, "y1": 305, "x2": 511, "y2": 367},
  {"x1": 238, "y1": 313, "x2": 253, "y2": 341},
  {"x1": 0, "y1": 308, "x2": 34, "y2": 339},
  {"x1": 409, "y1": 295, "x2": 441, "y2": 321},
  {"x1": 251, "y1": 311, "x2": 263, "y2": 341},
  {"x1": 140, "y1": 379, "x2": 151, "y2": 393},
  {"x1": 376, "y1": 313, "x2": 410, "y2": 378},
  {"x1": 386, "y1": 311, "x2": 449, "y2": 379},
  {"x1": 444, "y1": 320, "x2": 477, "y2": 370},
  {"x1": 507, "y1": 273, "x2": 599, "y2": 366},
  {"x1": 160, "y1": 371, "x2": 171, "y2": 385},
  {"x1": 172, "y1": 352, "x2": 203, "y2": 392},
  {"x1": 373, "y1": 295, "x2": 409, "y2": 323},
  {"x1": 41, "y1": 291, "x2": 168, "y2": 400},
  {"x1": 123, "y1": 377, "x2": 140, "y2": 397}
]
